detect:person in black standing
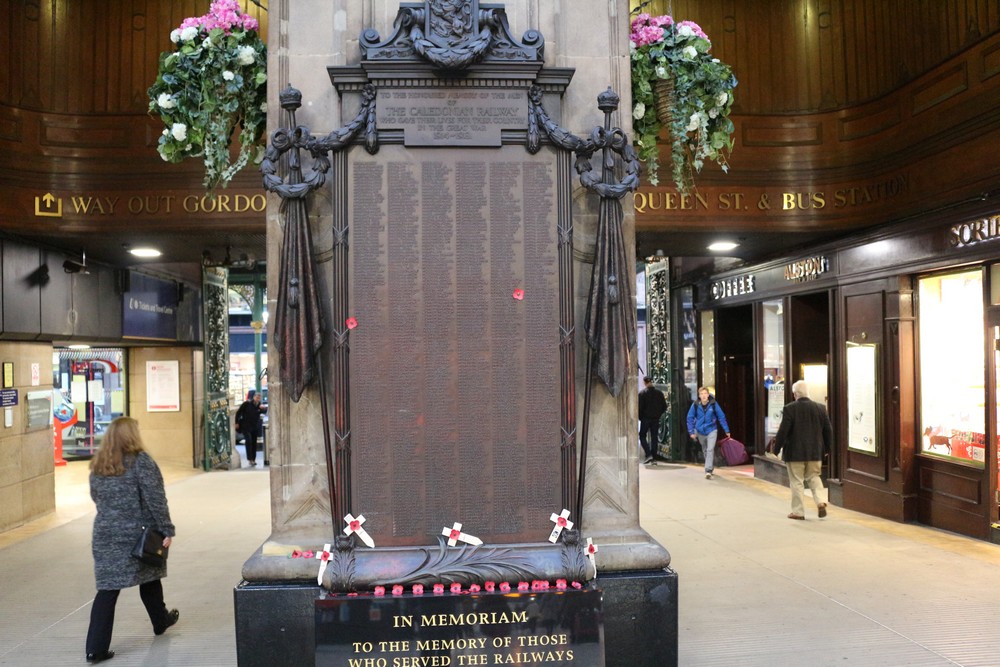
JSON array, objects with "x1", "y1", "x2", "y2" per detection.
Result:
[
  {"x1": 236, "y1": 389, "x2": 267, "y2": 466},
  {"x1": 638, "y1": 376, "x2": 668, "y2": 465}
]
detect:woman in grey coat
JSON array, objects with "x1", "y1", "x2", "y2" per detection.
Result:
[{"x1": 85, "y1": 417, "x2": 179, "y2": 663}]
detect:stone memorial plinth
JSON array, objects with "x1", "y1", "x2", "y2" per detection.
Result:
[{"x1": 235, "y1": 2, "x2": 677, "y2": 665}]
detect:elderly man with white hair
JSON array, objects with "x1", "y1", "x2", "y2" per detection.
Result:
[{"x1": 774, "y1": 380, "x2": 833, "y2": 520}]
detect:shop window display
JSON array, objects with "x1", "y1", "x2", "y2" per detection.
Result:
[
  {"x1": 762, "y1": 300, "x2": 785, "y2": 444},
  {"x1": 918, "y1": 269, "x2": 985, "y2": 465}
]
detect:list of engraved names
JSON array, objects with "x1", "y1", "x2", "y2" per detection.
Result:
[{"x1": 349, "y1": 146, "x2": 561, "y2": 547}]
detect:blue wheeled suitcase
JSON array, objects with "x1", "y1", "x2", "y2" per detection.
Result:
[{"x1": 719, "y1": 436, "x2": 750, "y2": 466}]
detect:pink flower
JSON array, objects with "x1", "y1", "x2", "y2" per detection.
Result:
[
  {"x1": 571, "y1": 581, "x2": 583, "y2": 590},
  {"x1": 346, "y1": 316, "x2": 358, "y2": 330},
  {"x1": 433, "y1": 584, "x2": 445, "y2": 595},
  {"x1": 556, "y1": 579, "x2": 568, "y2": 590},
  {"x1": 484, "y1": 581, "x2": 496, "y2": 592},
  {"x1": 469, "y1": 584, "x2": 481, "y2": 593},
  {"x1": 517, "y1": 582, "x2": 530, "y2": 592},
  {"x1": 499, "y1": 582, "x2": 511, "y2": 593},
  {"x1": 413, "y1": 584, "x2": 425, "y2": 595},
  {"x1": 374, "y1": 586, "x2": 385, "y2": 596},
  {"x1": 512, "y1": 288, "x2": 524, "y2": 300},
  {"x1": 392, "y1": 585, "x2": 404, "y2": 596},
  {"x1": 302, "y1": 550, "x2": 314, "y2": 559},
  {"x1": 450, "y1": 583, "x2": 462, "y2": 594}
]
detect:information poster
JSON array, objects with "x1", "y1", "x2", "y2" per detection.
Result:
[
  {"x1": 847, "y1": 343, "x2": 877, "y2": 453},
  {"x1": 146, "y1": 360, "x2": 180, "y2": 412}
]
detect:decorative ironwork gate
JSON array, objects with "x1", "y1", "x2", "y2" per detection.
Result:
[
  {"x1": 203, "y1": 266, "x2": 232, "y2": 469},
  {"x1": 645, "y1": 258, "x2": 673, "y2": 459}
]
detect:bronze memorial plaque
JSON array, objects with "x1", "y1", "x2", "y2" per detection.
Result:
[{"x1": 349, "y1": 144, "x2": 562, "y2": 546}]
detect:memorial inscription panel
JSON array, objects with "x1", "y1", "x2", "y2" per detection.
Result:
[
  {"x1": 315, "y1": 589, "x2": 605, "y2": 666},
  {"x1": 378, "y1": 90, "x2": 529, "y2": 146},
  {"x1": 349, "y1": 144, "x2": 562, "y2": 547}
]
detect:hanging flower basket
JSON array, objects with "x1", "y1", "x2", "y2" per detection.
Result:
[
  {"x1": 147, "y1": 0, "x2": 267, "y2": 191},
  {"x1": 630, "y1": 11, "x2": 738, "y2": 192}
]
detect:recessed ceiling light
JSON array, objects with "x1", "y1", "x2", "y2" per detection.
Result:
[
  {"x1": 708, "y1": 241, "x2": 739, "y2": 252},
  {"x1": 67, "y1": 344, "x2": 91, "y2": 350},
  {"x1": 129, "y1": 247, "x2": 162, "y2": 258}
]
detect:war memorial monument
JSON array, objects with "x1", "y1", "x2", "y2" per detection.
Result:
[{"x1": 233, "y1": 2, "x2": 677, "y2": 664}]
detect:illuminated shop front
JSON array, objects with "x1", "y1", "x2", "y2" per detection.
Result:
[{"x1": 681, "y1": 213, "x2": 1000, "y2": 541}]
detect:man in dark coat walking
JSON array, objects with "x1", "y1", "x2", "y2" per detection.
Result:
[
  {"x1": 638, "y1": 376, "x2": 668, "y2": 465},
  {"x1": 775, "y1": 380, "x2": 833, "y2": 520}
]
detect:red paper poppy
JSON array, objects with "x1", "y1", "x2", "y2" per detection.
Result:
[
  {"x1": 512, "y1": 288, "x2": 524, "y2": 300},
  {"x1": 290, "y1": 550, "x2": 302, "y2": 559},
  {"x1": 346, "y1": 316, "x2": 358, "y2": 330},
  {"x1": 557, "y1": 517, "x2": 568, "y2": 527},
  {"x1": 449, "y1": 529, "x2": 461, "y2": 540},
  {"x1": 499, "y1": 582, "x2": 511, "y2": 593},
  {"x1": 391, "y1": 585, "x2": 404, "y2": 596},
  {"x1": 374, "y1": 586, "x2": 385, "y2": 596},
  {"x1": 587, "y1": 544, "x2": 597, "y2": 554},
  {"x1": 517, "y1": 582, "x2": 530, "y2": 592},
  {"x1": 469, "y1": 584, "x2": 481, "y2": 593},
  {"x1": 413, "y1": 584, "x2": 425, "y2": 595},
  {"x1": 450, "y1": 583, "x2": 462, "y2": 594},
  {"x1": 484, "y1": 581, "x2": 496, "y2": 592},
  {"x1": 571, "y1": 581, "x2": 583, "y2": 589},
  {"x1": 349, "y1": 520, "x2": 361, "y2": 531},
  {"x1": 433, "y1": 584, "x2": 445, "y2": 594},
  {"x1": 556, "y1": 579, "x2": 568, "y2": 590},
  {"x1": 303, "y1": 550, "x2": 315, "y2": 559}
]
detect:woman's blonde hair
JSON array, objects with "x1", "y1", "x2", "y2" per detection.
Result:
[{"x1": 90, "y1": 416, "x2": 145, "y2": 476}]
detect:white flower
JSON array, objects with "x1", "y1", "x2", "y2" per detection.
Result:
[
  {"x1": 717, "y1": 92, "x2": 728, "y2": 106},
  {"x1": 633, "y1": 102, "x2": 646, "y2": 120},
  {"x1": 237, "y1": 46, "x2": 256, "y2": 65},
  {"x1": 180, "y1": 26, "x2": 199, "y2": 42},
  {"x1": 223, "y1": 71, "x2": 235, "y2": 81},
  {"x1": 712, "y1": 58, "x2": 720, "y2": 63},
  {"x1": 157, "y1": 93, "x2": 176, "y2": 109},
  {"x1": 170, "y1": 123, "x2": 187, "y2": 141},
  {"x1": 677, "y1": 25, "x2": 695, "y2": 38},
  {"x1": 655, "y1": 66, "x2": 667, "y2": 78},
  {"x1": 170, "y1": 29, "x2": 181, "y2": 43},
  {"x1": 629, "y1": 41, "x2": 637, "y2": 52},
  {"x1": 161, "y1": 129, "x2": 169, "y2": 136},
  {"x1": 686, "y1": 113, "x2": 704, "y2": 132},
  {"x1": 259, "y1": 102, "x2": 267, "y2": 113},
  {"x1": 682, "y1": 45, "x2": 698, "y2": 59},
  {"x1": 708, "y1": 108, "x2": 719, "y2": 119}
]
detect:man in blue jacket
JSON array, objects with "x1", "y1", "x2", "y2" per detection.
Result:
[{"x1": 686, "y1": 387, "x2": 731, "y2": 479}]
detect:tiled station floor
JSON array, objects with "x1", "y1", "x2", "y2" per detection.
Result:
[{"x1": 3, "y1": 456, "x2": 1000, "y2": 665}]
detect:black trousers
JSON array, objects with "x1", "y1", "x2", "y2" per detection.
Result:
[
  {"x1": 86, "y1": 579, "x2": 170, "y2": 656},
  {"x1": 639, "y1": 419, "x2": 659, "y2": 458},
  {"x1": 245, "y1": 429, "x2": 259, "y2": 462}
]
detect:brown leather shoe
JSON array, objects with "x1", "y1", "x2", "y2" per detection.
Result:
[
  {"x1": 787, "y1": 513, "x2": 805, "y2": 520},
  {"x1": 818, "y1": 503, "x2": 827, "y2": 518}
]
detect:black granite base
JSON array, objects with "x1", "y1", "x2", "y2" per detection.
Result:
[
  {"x1": 234, "y1": 568, "x2": 678, "y2": 667},
  {"x1": 596, "y1": 568, "x2": 678, "y2": 667}
]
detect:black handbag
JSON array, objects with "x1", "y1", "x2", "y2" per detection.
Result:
[{"x1": 131, "y1": 525, "x2": 168, "y2": 567}]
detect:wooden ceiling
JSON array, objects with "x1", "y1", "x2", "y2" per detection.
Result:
[{"x1": 0, "y1": 1, "x2": 999, "y2": 279}]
